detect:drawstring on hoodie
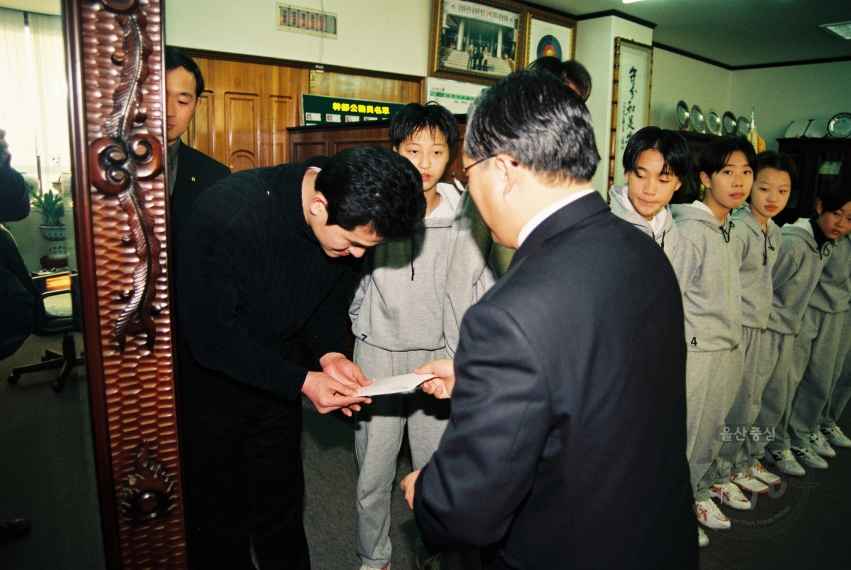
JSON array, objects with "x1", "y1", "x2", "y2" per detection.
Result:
[
  {"x1": 763, "y1": 232, "x2": 775, "y2": 266},
  {"x1": 410, "y1": 235, "x2": 416, "y2": 280},
  {"x1": 660, "y1": 229, "x2": 666, "y2": 251},
  {"x1": 720, "y1": 221, "x2": 735, "y2": 243},
  {"x1": 820, "y1": 241, "x2": 835, "y2": 260}
]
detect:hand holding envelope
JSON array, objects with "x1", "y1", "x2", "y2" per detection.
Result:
[{"x1": 355, "y1": 358, "x2": 457, "y2": 398}]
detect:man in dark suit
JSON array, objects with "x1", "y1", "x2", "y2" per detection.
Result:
[
  {"x1": 402, "y1": 70, "x2": 697, "y2": 568},
  {"x1": 165, "y1": 46, "x2": 230, "y2": 244}
]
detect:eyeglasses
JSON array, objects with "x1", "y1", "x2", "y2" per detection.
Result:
[{"x1": 451, "y1": 155, "x2": 495, "y2": 192}]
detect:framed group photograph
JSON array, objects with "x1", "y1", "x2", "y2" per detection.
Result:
[
  {"x1": 609, "y1": 37, "x2": 653, "y2": 188},
  {"x1": 524, "y1": 10, "x2": 575, "y2": 66},
  {"x1": 429, "y1": 0, "x2": 526, "y2": 85}
]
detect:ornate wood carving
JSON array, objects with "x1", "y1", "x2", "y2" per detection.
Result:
[{"x1": 65, "y1": 0, "x2": 187, "y2": 567}]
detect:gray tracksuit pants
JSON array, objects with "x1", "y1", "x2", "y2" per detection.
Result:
[
  {"x1": 749, "y1": 330, "x2": 796, "y2": 463},
  {"x1": 353, "y1": 342, "x2": 449, "y2": 569},
  {"x1": 687, "y1": 347, "x2": 743, "y2": 502},
  {"x1": 788, "y1": 309, "x2": 849, "y2": 448},
  {"x1": 709, "y1": 326, "x2": 772, "y2": 484},
  {"x1": 824, "y1": 313, "x2": 851, "y2": 429}
]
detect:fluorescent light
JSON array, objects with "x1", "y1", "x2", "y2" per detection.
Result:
[
  {"x1": 821, "y1": 21, "x2": 851, "y2": 40},
  {"x1": 623, "y1": 0, "x2": 646, "y2": 4}
]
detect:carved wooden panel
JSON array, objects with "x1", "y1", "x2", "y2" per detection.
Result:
[
  {"x1": 270, "y1": 95, "x2": 292, "y2": 165},
  {"x1": 188, "y1": 91, "x2": 215, "y2": 158},
  {"x1": 68, "y1": 0, "x2": 186, "y2": 568},
  {"x1": 224, "y1": 92, "x2": 260, "y2": 172}
]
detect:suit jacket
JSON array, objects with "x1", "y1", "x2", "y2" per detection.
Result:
[
  {"x1": 414, "y1": 192, "x2": 697, "y2": 569},
  {"x1": 170, "y1": 142, "x2": 230, "y2": 249}
]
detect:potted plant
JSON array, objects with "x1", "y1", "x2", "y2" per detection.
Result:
[{"x1": 30, "y1": 189, "x2": 67, "y2": 259}]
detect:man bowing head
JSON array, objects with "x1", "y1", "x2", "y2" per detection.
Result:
[{"x1": 402, "y1": 70, "x2": 697, "y2": 569}]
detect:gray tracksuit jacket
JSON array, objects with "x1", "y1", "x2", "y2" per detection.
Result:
[
  {"x1": 808, "y1": 234, "x2": 851, "y2": 313},
  {"x1": 350, "y1": 183, "x2": 461, "y2": 351},
  {"x1": 732, "y1": 206, "x2": 782, "y2": 330},
  {"x1": 608, "y1": 185, "x2": 681, "y2": 264},
  {"x1": 671, "y1": 202, "x2": 742, "y2": 351},
  {"x1": 768, "y1": 218, "x2": 833, "y2": 335}
]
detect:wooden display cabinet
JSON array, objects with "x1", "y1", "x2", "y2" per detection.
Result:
[{"x1": 776, "y1": 138, "x2": 851, "y2": 227}]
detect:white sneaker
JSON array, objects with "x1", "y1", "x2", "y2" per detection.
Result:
[
  {"x1": 766, "y1": 448, "x2": 806, "y2": 476},
  {"x1": 790, "y1": 445, "x2": 828, "y2": 469},
  {"x1": 821, "y1": 426, "x2": 851, "y2": 448},
  {"x1": 710, "y1": 482, "x2": 752, "y2": 510},
  {"x1": 808, "y1": 431, "x2": 836, "y2": 457},
  {"x1": 694, "y1": 499, "x2": 731, "y2": 530},
  {"x1": 748, "y1": 461, "x2": 781, "y2": 486},
  {"x1": 359, "y1": 564, "x2": 390, "y2": 570},
  {"x1": 730, "y1": 471, "x2": 768, "y2": 494},
  {"x1": 698, "y1": 527, "x2": 709, "y2": 548}
]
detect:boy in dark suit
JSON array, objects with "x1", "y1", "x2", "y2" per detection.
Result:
[
  {"x1": 401, "y1": 70, "x2": 696, "y2": 569},
  {"x1": 165, "y1": 46, "x2": 230, "y2": 244}
]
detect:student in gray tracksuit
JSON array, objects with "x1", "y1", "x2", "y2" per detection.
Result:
[
  {"x1": 606, "y1": 127, "x2": 691, "y2": 270},
  {"x1": 670, "y1": 137, "x2": 754, "y2": 534},
  {"x1": 352, "y1": 103, "x2": 482, "y2": 570},
  {"x1": 706, "y1": 151, "x2": 794, "y2": 495},
  {"x1": 751, "y1": 203, "x2": 844, "y2": 475},
  {"x1": 787, "y1": 214, "x2": 851, "y2": 463}
]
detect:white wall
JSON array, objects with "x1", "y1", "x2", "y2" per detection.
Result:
[
  {"x1": 164, "y1": 0, "x2": 432, "y2": 76},
  {"x1": 730, "y1": 61, "x2": 851, "y2": 151},
  {"x1": 575, "y1": 16, "x2": 653, "y2": 194},
  {"x1": 651, "y1": 48, "x2": 731, "y2": 132}
]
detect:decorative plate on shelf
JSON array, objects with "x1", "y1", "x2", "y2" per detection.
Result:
[
  {"x1": 676, "y1": 101, "x2": 690, "y2": 130},
  {"x1": 706, "y1": 110, "x2": 721, "y2": 135},
  {"x1": 736, "y1": 116, "x2": 751, "y2": 137},
  {"x1": 722, "y1": 112, "x2": 737, "y2": 136},
  {"x1": 827, "y1": 113, "x2": 851, "y2": 138},
  {"x1": 690, "y1": 105, "x2": 705, "y2": 133},
  {"x1": 784, "y1": 119, "x2": 812, "y2": 138},
  {"x1": 804, "y1": 119, "x2": 828, "y2": 138}
]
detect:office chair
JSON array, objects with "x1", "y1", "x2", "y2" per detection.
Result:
[{"x1": 1, "y1": 226, "x2": 84, "y2": 393}]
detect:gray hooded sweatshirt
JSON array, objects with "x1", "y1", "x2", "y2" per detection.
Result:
[
  {"x1": 768, "y1": 218, "x2": 832, "y2": 334},
  {"x1": 808, "y1": 233, "x2": 851, "y2": 313},
  {"x1": 731, "y1": 206, "x2": 782, "y2": 329},
  {"x1": 671, "y1": 201, "x2": 742, "y2": 351},
  {"x1": 608, "y1": 184, "x2": 681, "y2": 264},
  {"x1": 350, "y1": 183, "x2": 461, "y2": 351}
]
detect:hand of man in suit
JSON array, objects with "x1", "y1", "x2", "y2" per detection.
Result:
[
  {"x1": 416, "y1": 358, "x2": 455, "y2": 399},
  {"x1": 400, "y1": 469, "x2": 420, "y2": 509}
]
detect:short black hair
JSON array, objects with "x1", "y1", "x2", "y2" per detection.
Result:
[
  {"x1": 388, "y1": 102, "x2": 459, "y2": 148},
  {"x1": 754, "y1": 150, "x2": 797, "y2": 186},
  {"x1": 465, "y1": 70, "x2": 599, "y2": 184},
  {"x1": 165, "y1": 46, "x2": 204, "y2": 98},
  {"x1": 315, "y1": 146, "x2": 425, "y2": 241},
  {"x1": 699, "y1": 136, "x2": 756, "y2": 176},
  {"x1": 622, "y1": 127, "x2": 690, "y2": 180},
  {"x1": 527, "y1": 57, "x2": 592, "y2": 102},
  {"x1": 817, "y1": 185, "x2": 851, "y2": 213}
]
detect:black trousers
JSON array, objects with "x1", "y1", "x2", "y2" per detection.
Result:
[{"x1": 181, "y1": 398, "x2": 310, "y2": 570}]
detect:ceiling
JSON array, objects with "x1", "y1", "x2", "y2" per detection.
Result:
[{"x1": 532, "y1": 0, "x2": 851, "y2": 67}]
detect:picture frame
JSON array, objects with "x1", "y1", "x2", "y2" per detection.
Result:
[
  {"x1": 523, "y1": 9, "x2": 576, "y2": 66},
  {"x1": 608, "y1": 37, "x2": 653, "y2": 188},
  {"x1": 429, "y1": 0, "x2": 526, "y2": 85}
]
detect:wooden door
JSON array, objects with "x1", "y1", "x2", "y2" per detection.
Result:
[
  {"x1": 182, "y1": 53, "x2": 423, "y2": 172},
  {"x1": 184, "y1": 58, "x2": 304, "y2": 172}
]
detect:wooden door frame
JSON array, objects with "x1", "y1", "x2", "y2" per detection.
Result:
[{"x1": 65, "y1": 1, "x2": 187, "y2": 567}]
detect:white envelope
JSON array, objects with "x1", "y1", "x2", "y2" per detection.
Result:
[{"x1": 357, "y1": 373, "x2": 436, "y2": 397}]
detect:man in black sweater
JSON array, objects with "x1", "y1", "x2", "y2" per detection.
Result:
[{"x1": 176, "y1": 145, "x2": 425, "y2": 570}]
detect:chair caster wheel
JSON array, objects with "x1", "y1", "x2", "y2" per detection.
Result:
[
  {"x1": 52, "y1": 381, "x2": 64, "y2": 393},
  {"x1": 7, "y1": 375, "x2": 18, "y2": 385}
]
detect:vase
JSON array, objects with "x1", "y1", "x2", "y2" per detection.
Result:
[{"x1": 39, "y1": 225, "x2": 68, "y2": 259}]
